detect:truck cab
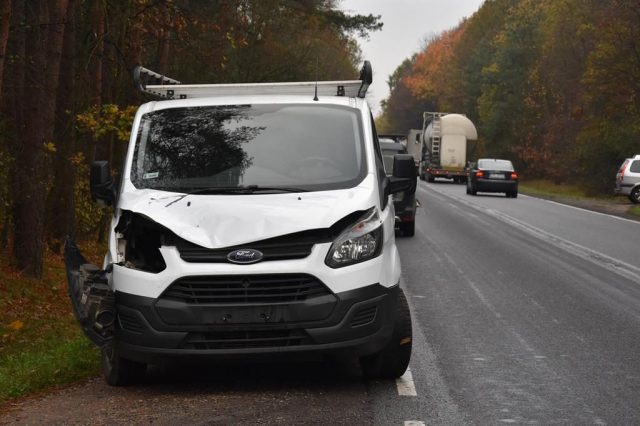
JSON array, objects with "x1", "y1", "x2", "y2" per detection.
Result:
[{"x1": 64, "y1": 63, "x2": 415, "y2": 385}]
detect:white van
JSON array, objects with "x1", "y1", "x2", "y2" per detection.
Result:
[{"x1": 65, "y1": 63, "x2": 415, "y2": 385}]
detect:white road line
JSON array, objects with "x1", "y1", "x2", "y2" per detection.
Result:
[
  {"x1": 421, "y1": 183, "x2": 640, "y2": 286},
  {"x1": 533, "y1": 195, "x2": 640, "y2": 225},
  {"x1": 396, "y1": 368, "x2": 417, "y2": 396},
  {"x1": 404, "y1": 421, "x2": 426, "y2": 426}
]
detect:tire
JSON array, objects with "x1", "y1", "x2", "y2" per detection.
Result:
[
  {"x1": 630, "y1": 186, "x2": 640, "y2": 204},
  {"x1": 102, "y1": 342, "x2": 146, "y2": 386},
  {"x1": 470, "y1": 185, "x2": 477, "y2": 196},
  {"x1": 419, "y1": 172, "x2": 425, "y2": 181},
  {"x1": 401, "y1": 220, "x2": 415, "y2": 237},
  {"x1": 360, "y1": 289, "x2": 412, "y2": 379},
  {"x1": 466, "y1": 183, "x2": 471, "y2": 194},
  {"x1": 427, "y1": 174, "x2": 435, "y2": 183}
]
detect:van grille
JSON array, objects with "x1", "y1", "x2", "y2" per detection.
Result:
[
  {"x1": 181, "y1": 329, "x2": 310, "y2": 350},
  {"x1": 161, "y1": 274, "x2": 331, "y2": 304},
  {"x1": 176, "y1": 230, "x2": 331, "y2": 263}
]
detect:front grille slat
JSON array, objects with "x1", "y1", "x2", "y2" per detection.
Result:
[
  {"x1": 181, "y1": 329, "x2": 311, "y2": 350},
  {"x1": 351, "y1": 306, "x2": 377, "y2": 327},
  {"x1": 161, "y1": 274, "x2": 331, "y2": 304},
  {"x1": 118, "y1": 312, "x2": 144, "y2": 333}
]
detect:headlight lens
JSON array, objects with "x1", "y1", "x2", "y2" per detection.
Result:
[{"x1": 325, "y1": 208, "x2": 383, "y2": 268}]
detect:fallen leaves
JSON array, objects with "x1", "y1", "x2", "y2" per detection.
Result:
[{"x1": 8, "y1": 320, "x2": 24, "y2": 331}]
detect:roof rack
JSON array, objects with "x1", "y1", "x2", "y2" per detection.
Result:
[{"x1": 133, "y1": 61, "x2": 372, "y2": 100}]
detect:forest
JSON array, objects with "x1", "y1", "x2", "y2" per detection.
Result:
[
  {"x1": 377, "y1": 0, "x2": 640, "y2": 196},
  {"x1": 0, "y1": 0, "x2": 381, "y2": 278}
]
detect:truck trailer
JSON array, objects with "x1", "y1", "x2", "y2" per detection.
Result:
[{"x1": 419, "y1": 113, "x2": 478, "y2": 184}]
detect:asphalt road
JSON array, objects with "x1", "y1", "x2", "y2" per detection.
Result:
[{"x1": 3, "y1": 180, "x2": 640, "y2": 425}]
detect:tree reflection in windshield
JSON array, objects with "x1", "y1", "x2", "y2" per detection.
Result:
[
  {"x1": 131, "y1": 103, "x2": 365, "y2": 192},
  {"x1": 132, "y1": 106, "x2": 257, "y2": 189}
]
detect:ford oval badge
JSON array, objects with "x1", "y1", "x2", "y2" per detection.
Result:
[{"x1": 227, "y1": 249, "x2": 264, "y2": 264}]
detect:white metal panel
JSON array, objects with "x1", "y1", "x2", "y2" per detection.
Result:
[
  {"x1": 440, "y1": 114, "x2": 478, "y2": 140},
  {"x1": 440, "y1": 134, "x2": 467, "y2": 170},
  {"x1": 143, "y1": 80, "x2": 365, "y2": 99},
  {"x1": 117, "y1": 174, "x2": 377, "y2": 250}
]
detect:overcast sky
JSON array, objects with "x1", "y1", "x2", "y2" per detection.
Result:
[{"x1": 339, "y1": 0, "x2": 485, "y2": 115}]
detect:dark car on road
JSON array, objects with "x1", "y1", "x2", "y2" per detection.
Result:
[
  {"x1": 380, "y1": 139, "x2": 416, "y2": 236},
  {"x1": 467, "y1": 158, "x2": 518, "y2": 198}
]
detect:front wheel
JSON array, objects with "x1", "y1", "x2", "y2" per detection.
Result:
[
  {"x1": 101, "y1": 342, "x2": 146, "y2": 386},
  {"x1": 360, "y1": 289, "x2": 412, "y2": 379},
  {"x1": 630, "y1": 186, "x2": 640, "y2": 204}
]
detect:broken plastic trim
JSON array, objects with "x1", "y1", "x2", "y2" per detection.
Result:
[{"x1": 64, "y1": 237, "x2": 115, "y2": 347}]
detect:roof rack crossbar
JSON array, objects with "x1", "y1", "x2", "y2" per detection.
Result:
[
  {"x1": 133, "y1": 66, "x2": 181, "y2": 92},
  {"x1": 133, "y1": 61, "x2": 372, "y2": 100}
]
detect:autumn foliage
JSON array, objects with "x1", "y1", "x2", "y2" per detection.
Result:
[
  {"x1": 379, "y1": 0, "x2": 640, "y2": 193},
  {"x1": 0, "y1": 0, "x2": 381, "y2": 278}
]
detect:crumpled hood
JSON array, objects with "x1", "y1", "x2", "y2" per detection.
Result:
[{"x1": 118, "y1": 175, "x2": 376, "y2": 249}]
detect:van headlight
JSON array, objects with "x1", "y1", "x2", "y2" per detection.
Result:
[{"x1": 325, "y1": 208, "x2": 383, "y2": 268}]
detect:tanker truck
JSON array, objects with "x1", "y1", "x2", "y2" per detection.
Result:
[{"x1": 419, "y1": 112, "x2": 478, "y2": 184}]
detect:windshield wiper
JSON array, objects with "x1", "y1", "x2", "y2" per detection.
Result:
[{"x1": 163, "y1": 185, "x2": 308, "y2": 207}]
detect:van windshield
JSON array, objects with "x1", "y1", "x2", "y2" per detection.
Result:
[{"x1": 130, "y1": 104, "x2": 366, "y2": 192}]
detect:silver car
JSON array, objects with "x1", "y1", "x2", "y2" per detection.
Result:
[{"x1": 615, "y1": 155, "x2": 640, "y2": 203}]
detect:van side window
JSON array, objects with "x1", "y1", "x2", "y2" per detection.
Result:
[{"x1": 370, "y1": 113, "x2": 388, "y2": 208}]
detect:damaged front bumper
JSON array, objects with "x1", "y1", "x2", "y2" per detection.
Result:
[
  {"x1": 64, "y1": 237, "x2": 115, "y2": 347},
  {"x1": 64, "y1": 237, "x2": 399, "y2": 360}
]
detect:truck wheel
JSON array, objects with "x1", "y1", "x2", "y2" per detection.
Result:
[
  {"x1": 630, "y1": 187, "x2": 640, "y2": 204},
  {"x1": 401, "y1": 221, "x2": 415, "y2": 237},
  {"x1": 102, "y1": 342, "x2": 146, "y2": 386},
  {"x1": 360, "y1": 289, "x2": 412, "y2": 379}
]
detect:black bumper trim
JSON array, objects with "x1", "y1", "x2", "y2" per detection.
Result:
[{"x1": 115, "y1": 283, "x2": 399, "y2": 362}]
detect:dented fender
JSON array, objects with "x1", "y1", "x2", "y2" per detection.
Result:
[{"x1": 64, "y1": 237, "x2": 115, "y2": 347}]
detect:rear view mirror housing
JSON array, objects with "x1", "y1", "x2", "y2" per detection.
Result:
[
  {"x1": 388, "y1": 154, "x2": 417, "y2": 196},
  {"x1": 90, "y1": 161, "x2": 115, "y2": 207},
  {"x1": 393, "y1": 154, "x2": 417, "y2": 179}
]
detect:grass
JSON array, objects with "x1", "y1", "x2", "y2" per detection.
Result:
[
  {"x1": 518, "y1": 179, "x2": 614, "y2": 201},
  {"x1": 0, "y1": 239, "x2": 105, "y2": 404},
  {"x1": 519, "y1": 179, "x2": 639, "y2": 217}
]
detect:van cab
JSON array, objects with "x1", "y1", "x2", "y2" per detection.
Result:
[{"x1": 64, "y1": 63, "x2": 415, "y2": 385}]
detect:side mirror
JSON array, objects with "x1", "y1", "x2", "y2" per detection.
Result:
[
  {"x1": 388, "y1": 154, "x2": 417, "y2": 195},
  {"x1": 90, "y1": 161, "x2": 115, "y2": 207},
  {"x1": 393, "y1": 154, "x2": 417, "y2": 178}
]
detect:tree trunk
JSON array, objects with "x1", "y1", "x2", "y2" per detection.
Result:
[
  {"x1": 0, "y1": 0, "x2": 11, "y2": 98},
  {"x1": 1, "y1": 0, "x2": 26, "y2": 249},
  {"x1": 13, "y1": 0, "x2": 48, "y2": 277},
  {"x1": 47, "y1": 0, "x2": 76, "y2": 245},
  {"x1": 89, "y1": 0, "x2": 104, "y2": 163},
  {"x1": 13, "y1": 0, "x2": 68, "y2": 276}
]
